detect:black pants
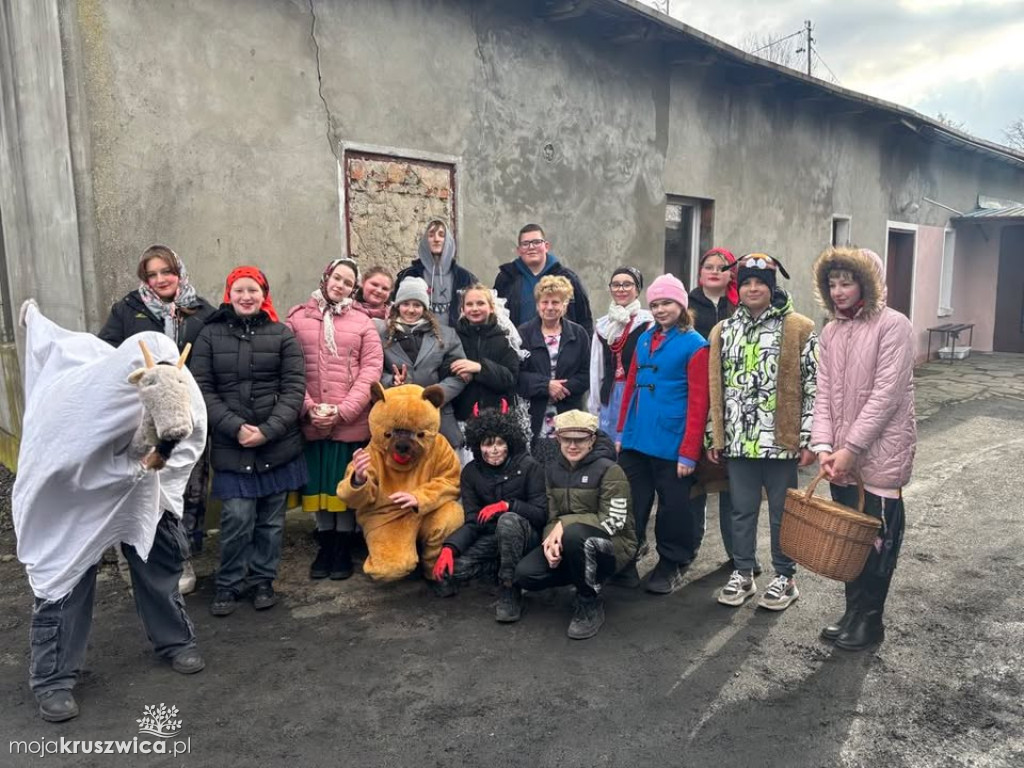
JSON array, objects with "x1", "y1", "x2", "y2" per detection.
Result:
[
  {"x1": 452, "y1": 512, "x2": 539, "y2": 584},
  {"x1": 514, "y1": 523, "x2": 617, "y2": 598},
  {"x1": 618, "y1": 450, "x2": 701, "y2": 566},
  {"x1": 829, "y1": 484, "x2": 905, "y2": 580}
]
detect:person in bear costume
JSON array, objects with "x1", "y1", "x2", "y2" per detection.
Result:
[{"x1": 336, "y1": 383, "x2": 463, "y2": 580}]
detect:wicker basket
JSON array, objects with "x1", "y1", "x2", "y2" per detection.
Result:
[{"x1": 781, "y1": 471, "x2": 881, "y2": 582}]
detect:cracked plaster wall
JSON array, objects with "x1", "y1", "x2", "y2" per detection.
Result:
[{"x1": 71, "y1": 0, "x2": 667, "y2": 317}]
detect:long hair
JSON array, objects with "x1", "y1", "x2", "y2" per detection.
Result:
[{"x1": 384, "y1": 302, "x2": 445, "y2": 349}]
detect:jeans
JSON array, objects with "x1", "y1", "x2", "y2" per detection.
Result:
[
  {"x1": 29, "y1": 512, "x2": 195, "y2": 696},
  {"x1": 216, "y1": 492, "x2": 288, "y2": 594}
]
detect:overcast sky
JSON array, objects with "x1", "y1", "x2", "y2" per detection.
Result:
[{"x1": 644, "y1": 0, "x2": 1024, "y2": 146}]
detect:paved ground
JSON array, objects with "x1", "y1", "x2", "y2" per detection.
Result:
[{"x1": 0, "y1": 353, "x2": 1022, "y2": 767}]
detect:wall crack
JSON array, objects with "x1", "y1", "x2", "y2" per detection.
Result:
[{"x1": 308, "y1": 0, "x2": 338, "y2": 161}]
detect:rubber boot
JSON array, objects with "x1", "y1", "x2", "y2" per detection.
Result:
[
  {"x1": 330, "y1": 531, "x2": 354, "y2": 580},
  {"x1": 309, "y1": 530, "x2": 334, "y2": 580},
  {"x1": 821, "y1": 579, "x2": 861, "y2": 642},
  {"x1": 835, "y1": 572, "x2": 891, "y2": 651}
]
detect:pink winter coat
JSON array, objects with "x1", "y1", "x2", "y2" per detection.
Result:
[
  {"x1": 810, "y1": 247, "x2": 916, "y2": 489},
  {"x1": 286, "y1": 298, "x2": 384, "y2": 443}
]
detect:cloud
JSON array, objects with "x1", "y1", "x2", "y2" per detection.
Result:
[{"x1": 659, "y1": 0, "x2": 1024, "y2": 143}]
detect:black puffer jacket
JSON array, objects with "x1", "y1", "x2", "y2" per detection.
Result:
[
  {"x1": 190, "y1": 306, "x2": 305, "y2": 473},
  {"x1": 453, "y1": 316, "x2": 521, "y2": 421},
  {"x1": 689, "y1": 287, "x2": 735, "y2": 341},
  {"x1": 98, "y1": 291, "x2": 216, "y2": 355},
  {"x1": 444, "y1": 452, "x2": 547, "y2": 554}
]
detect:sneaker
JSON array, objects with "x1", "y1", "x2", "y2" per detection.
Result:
[
  {"x1": 727, "y1": 557, "x2": 763, "y2": 577},
  {"x1": 717, "y1": 570, "x2": 756, "y2": 606},
  {"x1": 252, "y1": 583, "x2": 278, "y2": 611},
  {"x1": 178, "y1": 560, "x2": 197, "y2": 595},
  {"x1": 758, "y1": 574, "x2": 799, "y2": 611},
  {"x1": 645, "y1": 558, "x2": 687, "y2": 595},
  {"x1": 495, "y1": 584, "x2": 523, "y2": 623},
  {"x1": 210, "y1": 589, "x2": 238, "y2": 617},
  {"x1": 37, "y1": 690, "x2": 79, "y2": 723},
  {"x1": 567, "y1": 594, "x2": 605, "y2": 640}
]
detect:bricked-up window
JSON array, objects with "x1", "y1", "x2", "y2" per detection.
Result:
[{"x1": 344, "y1": 151, "x2": 456, "y2": 279}]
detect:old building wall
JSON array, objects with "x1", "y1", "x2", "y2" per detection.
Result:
[{"x1": 68, "y1": 0, "x2": 668, "y2": 318}]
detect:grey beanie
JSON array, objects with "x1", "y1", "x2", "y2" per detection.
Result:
[{"x1": 394, "y1": 276, "x2": 430, "y2": 308}]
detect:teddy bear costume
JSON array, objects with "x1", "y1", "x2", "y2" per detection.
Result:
[{"x1": 336, "y1": 383, "x2": 463, "y2": 580}]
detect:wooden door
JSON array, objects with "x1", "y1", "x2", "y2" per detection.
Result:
[{"x1": 994, "y1": 225, "x2": 1024, "y2": 353}]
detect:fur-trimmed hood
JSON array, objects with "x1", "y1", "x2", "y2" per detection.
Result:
[{"x1": 813, "y1": 246, "x2": 886, "y2": 319}]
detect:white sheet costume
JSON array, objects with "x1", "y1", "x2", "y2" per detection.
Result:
[{"x1": 13, "y1": 301, "x2": 207, "y2": 601}]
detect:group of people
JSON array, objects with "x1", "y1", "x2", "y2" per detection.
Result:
[{"x1": 24, "y1": 219, "x2": 917, "y2": 723}]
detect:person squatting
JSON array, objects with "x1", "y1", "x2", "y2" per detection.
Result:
[{"x1": 15, "y1": 220, "x2": 916, "y2": 723}]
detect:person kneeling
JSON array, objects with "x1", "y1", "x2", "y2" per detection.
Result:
[
  {"x1": 514, "y1": 410, "x2": 636, "y2": 640},
  {"x1": 432, "y1": 402, "x2": 546, "y2": 622}
]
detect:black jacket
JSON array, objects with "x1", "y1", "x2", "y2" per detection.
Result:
[
  {"x1": 493, "y1": 258, "x2": 594, "y2": 337},
  {"x1": 444, "y1": 452, "x2": 547, "y2": 554},
  {"x1": 516, "y1": 317, "x2": 591, "y2": 439},
  {"x1": 190, "y1": 306, "x2": 306, "y2": 474},
  {"x1": 452, "y1": 316, "x2": 521, "y2": 421},
  {"x1": 595, "y1": 320, "x2": 650, "y2": 407},
  {"x1": 689, "y1": 287, "x2": 735, "y2": 341},
  {"x1": 393, "y1": 259, "x2": 478, "y2": 327},
  {"x1": 98, "y1": 291, "x2": 216, "y2": 355}
]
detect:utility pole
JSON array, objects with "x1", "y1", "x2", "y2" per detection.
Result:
[{"x1": 794, "y1": 19, "x2": 811, "y2": 75}]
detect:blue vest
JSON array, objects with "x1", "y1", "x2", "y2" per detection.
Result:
[{"x1": 620, "y1": 326, "x2": 708, "y2": 461}]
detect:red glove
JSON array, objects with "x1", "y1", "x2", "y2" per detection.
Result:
[
  {"x1": 477, "y1": 500, "x2": 509, "y2": 525},
  {"x1": 432, "y1": 546, "x2": 455, "y2": 581}
]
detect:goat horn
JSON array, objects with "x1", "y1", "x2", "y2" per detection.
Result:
[
  {"x1": 177, "y1": 343, "x2": 192, "y2": 369},
  {"x1": 138, "y1": 340, "x2": 155, "y2": 369}
]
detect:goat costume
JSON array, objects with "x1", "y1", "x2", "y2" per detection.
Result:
[
  {"x1": 336, "y1": 383, "x2": 463, "y2": 581},
  {"x1": 15, "y1": 302, "x2": 207, "y2": 601},
  {"x1": 14, "y1": 302, "x2": 207, "y2": 715}
]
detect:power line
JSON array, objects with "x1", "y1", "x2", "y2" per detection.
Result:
[
  {"x1": 749, "y1": 28, "x2": 805, "y2": 54},
  {"x1": 813, "y1": 50, "x2": 841, "y2": 84}
]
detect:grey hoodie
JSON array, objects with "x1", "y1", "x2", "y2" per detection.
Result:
[{"x1": 417, "y1": 219, "x2": 457, "y2": 322}]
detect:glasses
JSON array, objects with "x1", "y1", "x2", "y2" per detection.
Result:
[
  {"x1": 518, "y1": 239, "x2": 546, "y2": 250},
  {"x1": 608, "y1": 281, "x2": 636, "y2": 291},
  {"x1": 556, "y1": 435, "x2": 594, "y2": 446}
]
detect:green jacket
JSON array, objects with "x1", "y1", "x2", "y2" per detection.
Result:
[{"x1": 544, "y1": 435, "x2": 637, "y2": 570}]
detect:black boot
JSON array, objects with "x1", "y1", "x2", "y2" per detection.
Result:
[
  {"x1": 821, "y1": 579, "x2": 862, "y2": 642},
  {"x1": 495, "y1": 582, "x2": 523, "y2": 623},
  {"x1": 835, "y1": 573, "x2": 891, "y2": 651},
  {"x1": 309, "y1": 530, "x2": 334, "y2": 580},
  {"x1": 567, "y1": 593, "x2": 605, "y2": 639},
  {"x1": 330, "y1": 532, "x2": 354, "y2": 580}
]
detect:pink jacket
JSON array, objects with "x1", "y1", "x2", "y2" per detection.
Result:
[
  {"x1": 286, "y1": 298, "x2": 384, "y2": 443},
  {"x1": 810, "y1": 247, "x2": 916, "y2": 489}
]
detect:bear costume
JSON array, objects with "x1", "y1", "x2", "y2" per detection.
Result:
[{"x1": 336, "y1": 383, "x2": 463, "y2": 581}]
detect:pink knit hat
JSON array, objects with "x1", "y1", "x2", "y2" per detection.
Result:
[{"x1": 646, "y1": 273, "x2": 688, "y2": 309}]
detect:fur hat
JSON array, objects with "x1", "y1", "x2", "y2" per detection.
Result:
[
  {"x1": 553, "y1": 409, "x2": 598, "y2": 439},
  {"x1": 646, "y1": 273, "x2": 688, "y2": 309},
  {"x1": 394, "y1": 276, "x2": 429, "y2": 308}
]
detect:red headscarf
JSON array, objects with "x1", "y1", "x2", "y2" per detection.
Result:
[
  {"x1": 223, "y1": 266, "x2": 279, "y2": 322},
  {"x1": 699, "y1": 247, "x2": 739, "y2": 307}
]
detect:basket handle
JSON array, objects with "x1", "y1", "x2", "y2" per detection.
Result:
[{"x1": 804, "y1": 469, "x2": 866, "y2": 514}]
